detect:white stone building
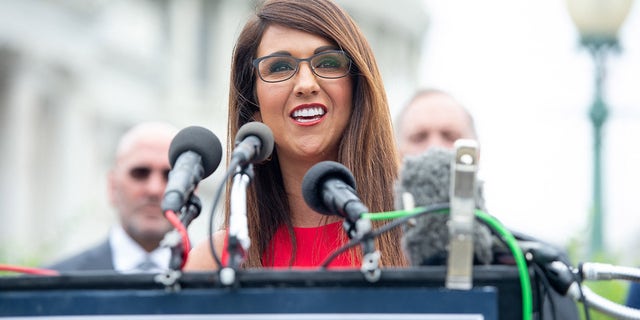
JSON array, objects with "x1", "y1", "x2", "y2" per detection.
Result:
[{"x1": 0, "y1": 0, "x2": 428, "y2": 266}]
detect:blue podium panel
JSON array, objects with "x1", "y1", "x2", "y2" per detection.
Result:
[
  {"x1": 1, "y1": 287, "x2": 496, "y2": 319},
  {"x1": 0, "y1": 267, "x2": 525, "y2": 319}
]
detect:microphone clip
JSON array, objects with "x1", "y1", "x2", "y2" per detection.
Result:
[
  {"x1": 446, "y1": 139, "x2": 479, "y2": 290},
  {"x1": 342, "y1": 214, "x2": 381, "y2": 282},
  {"x1": 356, "y1": 218, "x2": 381, "y2": 282}
]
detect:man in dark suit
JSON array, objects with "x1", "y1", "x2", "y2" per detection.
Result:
[
  {"x1": 48, "y1": 240, "x2": 114, "y2": 271},
  {"x1": 48, "y1": 122, "x2": 178, "y2": 273}
]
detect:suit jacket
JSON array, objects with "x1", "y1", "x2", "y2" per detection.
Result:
[{"x1": 47, "y1": 239, "x2": 115, "y2": 272}]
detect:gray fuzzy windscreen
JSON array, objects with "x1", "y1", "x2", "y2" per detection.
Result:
[{"x1": 395, "y1": 147, "x2": 493, "y2": 266}]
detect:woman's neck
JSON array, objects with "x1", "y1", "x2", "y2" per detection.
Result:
[{"x1": 278, "y1": 154, "x2": 341, "y2": 228}]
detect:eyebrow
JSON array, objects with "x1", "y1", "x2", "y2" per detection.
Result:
[
  {"x1": 314, "y1": 45, "x2": 340, "y2": 53},
  {"x1": 261, "y1": 45, "x2": 341, "y2": 57}
]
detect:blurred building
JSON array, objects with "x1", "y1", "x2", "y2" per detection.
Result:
[{"x1": 0, "y1": 0, "x2": 428, "y2": 265}]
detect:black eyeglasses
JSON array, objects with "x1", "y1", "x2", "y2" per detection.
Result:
[
  {"x1": 128, "y1": 167, "x2": 170, "y2": 182},
  {"x1": 252, "y1": 50, "x2": 352, "y2": 83}
]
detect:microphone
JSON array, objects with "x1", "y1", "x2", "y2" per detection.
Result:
[
  {"x1": 396, "y1": 147, "x2": 494, "y2": 267},
  {"x1": 224, "y1": 122, "x2": 273, "y2": 274},
  {"x1": 302, "y1": 161, "x2": 368, "y2": 223},
  {"x1": 523, "y1": 242, "x2": 640, "y2": 319},
  {"x1": 302, "y1": 160, "x2": 381, "y2": 282},
  {"x1": 232, "y1": 122, "x2": 275, "y2": 165},
  {"x1": 161, "y1": 126, "x2": 223, "y2": 213}
]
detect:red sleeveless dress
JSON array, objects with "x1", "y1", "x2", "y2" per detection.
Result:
[{"x1": 221, "y1": 221, "x2": 359, "y2": 269}]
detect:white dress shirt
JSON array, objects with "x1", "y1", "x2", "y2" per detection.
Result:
[{"x1": 109, "y1": 225, "x2": 170, "y2": 273}]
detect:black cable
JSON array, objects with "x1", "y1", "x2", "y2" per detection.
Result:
[
  {"x1": 319, "y1": 203, "x2": 450, "y2": 268},
  {"x1": 319, "y1": 203, "x2": 527, "y2": 278},
  {"x1": 207, "y1": 157, "x2": 241, "y2": 269},
  {"x1": 532, "y1": 263, "x2": 558, "y2": 320},
  {"x1": 319, "y1": 237, "x2": 362, "y2": 268},
  {"x1": 574, "y1": 264, "x2": 591, "y2": 320}
]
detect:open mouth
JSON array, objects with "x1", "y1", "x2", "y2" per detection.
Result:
[{"x1": 290, "y1": 105, "x2": 327, "y2": 123}]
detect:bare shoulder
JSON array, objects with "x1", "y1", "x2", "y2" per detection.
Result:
[{"x1": 183, "y1": 230, "x2": 226, "y2": 271}]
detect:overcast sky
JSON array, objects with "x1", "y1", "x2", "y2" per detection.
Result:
[{"x1": 416, "y1": 0, "x2": 640, "y2": 263}]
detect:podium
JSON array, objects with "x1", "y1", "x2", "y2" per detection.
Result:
[{"x1": 0, "y1": 266, "x2": 533, "y2": 319}]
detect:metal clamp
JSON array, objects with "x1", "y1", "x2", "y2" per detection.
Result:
[{"x1": 446, "y1": 139, "x2": 479, "y2": 290}]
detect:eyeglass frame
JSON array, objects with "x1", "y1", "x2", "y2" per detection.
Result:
[{"x1": 252, "y1": 50, "x2": 352, "y2": 83}]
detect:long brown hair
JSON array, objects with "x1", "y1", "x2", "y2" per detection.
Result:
[{"x1": 226, "y1": 0, "x2": 406, "y2": 268}]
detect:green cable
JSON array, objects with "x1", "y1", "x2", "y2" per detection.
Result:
[
  {"x1": 364, "y1": 208, "x2": 532, "y2": 320},
  {"x1": 475, "y1": 209, "x2": 532, "y2": 320},
  {"x1": 361, "y1": 207, "x2": 429, "y2": 220}
]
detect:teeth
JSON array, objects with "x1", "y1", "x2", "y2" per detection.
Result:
[{"x1": 292, "y1": 107, "x2": 325, "y2": 118}]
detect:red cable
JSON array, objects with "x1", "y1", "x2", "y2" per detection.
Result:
[
  {"x1": 0, "y1": 264, "x2": 59, "y2": 276},
  {"x1": 164, "y1": 210, "x2": 191, "y2": 269}
]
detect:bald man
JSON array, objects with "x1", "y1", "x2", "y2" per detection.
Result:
[
  {"x1": 48, "y1": 122, "x2": 178, "y2": 273},
  {"x1": 396, "y1": 89, "x2": 477, "y2": 159},
  {"x1": 395, "y1": 89, "x2": 580, "y2": 319}
]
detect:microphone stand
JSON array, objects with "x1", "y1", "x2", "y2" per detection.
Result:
[
  {"x1": 157, "y1": 194, "x2": 202, "y2": 291},
  {"x1": 527, "y1": 242, "x2": 640, "y2": 319},
  {"x1": 542, "y1": 260, "x2": 640, "y2": 319},
  {"x1": 167, "y1": 195, "x2": 202, "y2": 270},
  {"x1": 220, "y1": 164, "x2": 254, "y2": 286},
  {"x1": 342, "y1": 209, "x2": 380, "y2": 283},
  {"x1": 354, "y1": 218, "x2": 381, "y2": 283}
]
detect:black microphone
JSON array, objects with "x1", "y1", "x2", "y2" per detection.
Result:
[
  {"x1": 302, "y1": 161, "x2": 368, "y2": 223},
  {"x1": 232, "y1": 122, "x2": 274, "y2": 165},
  {"x1": 161, "y1": 126, "x2": 223, "y2": 213},
  {"x1": 396, "y1": 147, "x2": 493, "y2": 266}
]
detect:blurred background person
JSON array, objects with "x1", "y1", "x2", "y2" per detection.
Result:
[
  {"x1": 395, "y1": 88, "x2": 477, "y2": 159},
  {"x1": 394, "y1": 88, "x2": 580, "y2": 319},
  {"x1": 47, "y1": 121, "x2": 178, "y2": 273}
]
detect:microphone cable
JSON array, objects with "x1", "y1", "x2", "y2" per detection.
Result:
[
  {"x1": 573, "y1": 263, "x2": 592, "y2": 320},
  {"x1": 164, "y1": 209, "x2": 191, "y2": 269},
  {"x1": 207, "y1": 156, "x2": 243, "y2": 270},
  {"x1": 573, "y1": 262, "x2": 640, "y2": 319},
  {"x1": 0, "y1": 264, "x2": 59, "y2": 276},
  {"x1": 318, "y1": 204, "x2": 449, "y2": 268},
  {"x1": 207, "y1": 122, "x2": 273, "y2": 272},
  {"x1": 321, "y1": 205, "x2": 534, "y2": 320},
  {"x1": 531, "y1": 262, "x2": 559, "y2": 319}
]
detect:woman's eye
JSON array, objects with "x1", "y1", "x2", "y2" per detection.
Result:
[
  {"x1": 268, "y1": 59, "x2": 295, "y2": 73},
  {"x1": 315, "y1": 57, "x2": 341, "y2": 69}
]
